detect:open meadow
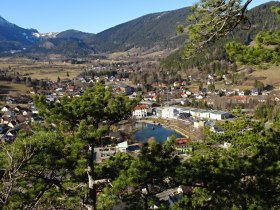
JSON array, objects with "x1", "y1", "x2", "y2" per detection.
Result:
[{"x1": 0, "y1": 57, "x2": 85, "y2": 81}]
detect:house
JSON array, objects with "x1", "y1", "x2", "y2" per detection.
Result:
[
  {"x1": 1, "y1": 116, "x2": 10, "y2": 125},
  {"x1": 2, "y1": 111, "x2": 14, "y2": 118},
  {"x1": 262, "y1": 90, "x2": 270, "y2": 96},
  {"x1": 22, "y1": 110, "x2": 29, "y2": 116},
  {"x1": 5, "y1": 129, "x2": 17, "y2": 140},
  {"x1": 46, "y1": 95, "x2": 56, "y2": 102},
  {"x1": 13, "y1": 106, "x2": 21, "y2": 112},
  {"x1": 219, "y1": 142, "x2": 231, "y2": 149},
  {"x1": 120, "y1": 85, "x2": 134, "y2": 95},
  {"x1": 238, "y1": 90, "x2": 245, "y2": 96},
  {"x1": 116, "y1": 141, "x2": 128, "y2": 153},
  {"x1": 29, "y1": 88, "x2": 37, "y2": 94},
  {"x1": 31, "y1": 108, "x2": 39, "y2": 114},
  {"x1": 1, "y1": 106, "x2": 10, "y2": 112},
  {"x1": 210, "y1": 125, "x2": 225, "y2": 134},
  {"x1": 208, "y1": 74, "x2": 214, "y2": 80},
  {"x1": 194, "y1": 121, "x2": 206, "y2": 128},
  {"x1": 132, "y1": 105, "x2": 148, "y2": 119},
  {"x1": 94, "y1": 147, "x2": 116, "y2": 163},
  {"x1": 251, "y1": 88, "x2": 259, "y2": 96},
  {"x1": 181, "y1": 92, "x2": 188, "y2": 98},
  {"x1": 185, "y1": 90, "x2": 192, "y2": 96},
  {"x1": 225, "y1": 90, "x2": 236, "y2": 96},
  {"x1": 148, "y1": 91, "x2": 156, "y2": 97},
  {"x1": 107, "y1": 131, "x2": 122, "y2": 141},
  {"x1": 173, "y1": 81, "x2": 180, "y2": 87},
  {"x1": 68, "y1": 86, "x2": 75, "y2": 92},
  {"x1": 55, "y1": 87, "x2": 64, "y2": 92},
  {"x1": 155, "y1": 186, "x2": 184, "y2": 207},
  {"x1": 8, "y1": 120, "x2": 19, "y2": 129},
  {"x1": 175, "y1": 138, "x2": 192, "y2": 155},
  {"x1": 196, "y1": 95, "x2": 203, "y2": 100},
  {"x1": 143, "y1": 95, "x2": 153, "y2": 101},
  {"x1": 181, "y1": 81, "x2": 187, "y2": 86}
]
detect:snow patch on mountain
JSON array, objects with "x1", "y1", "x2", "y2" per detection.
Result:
[{"x1": 32, "y1": 32, "x2": 59, "y2": 39}]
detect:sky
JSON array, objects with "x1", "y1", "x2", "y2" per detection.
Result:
[{"x1": 0, "y1": 0, "x2": 275, "y2": 34}]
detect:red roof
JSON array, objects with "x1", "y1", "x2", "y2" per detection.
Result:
[
  {"x1": 133, "y1": 105, "x2": 148, "y2": 110},
  {"x1": 176, "y1": 138, "x2": 191, "y2": 145}
]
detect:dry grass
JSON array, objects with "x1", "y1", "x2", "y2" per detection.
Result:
[
  {"x1": 214, "y1": 82, "x2": 253, "y2": 91},
  {"x1": 0, "y1": 58, "x2": 84, "y2": 81},
  {"x1": 248, "y1": 66, "x2": 280, "y2": 86},
  {"x1": 0, "y1": 81, "x2": 30, "y2": 95}
]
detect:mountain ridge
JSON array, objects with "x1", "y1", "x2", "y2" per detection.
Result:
[{"x1": 0, "y1": 1, "x2": 279, "y2": 56}]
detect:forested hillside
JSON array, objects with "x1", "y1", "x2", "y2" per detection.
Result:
[
  {"x1": 91, "y1": 7, "x2": 191, "y2": 52},
  {"x1": 161, "y1": 1, "x2": 280, "y2": 72},
  {"x1": 0, "y1": 16, "x2": 38, "y2": 52}
]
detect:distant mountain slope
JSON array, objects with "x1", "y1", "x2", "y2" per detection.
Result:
[
  {"x1": 28, "y1": 29, "x2": 97, "y2": 56},
  {"x1": 92, "y1": 7, "x2": 191, "y2": 52},
  {"x1": 0, "y1": 1, "x2": 279, "y2": 57},
  {"x1": 56, "y1": 29, "x2": 94, "y2": 40},
  {"x1": 0, "y1": 16, "x2": 38, "y2": 52}
]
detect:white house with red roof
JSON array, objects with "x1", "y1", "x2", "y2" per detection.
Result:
[{"x1": 132, "y1": 105, "x2": 148, "y2": 119}]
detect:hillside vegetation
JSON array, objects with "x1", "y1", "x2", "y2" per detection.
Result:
[{"x1": 161, "y1": 1, "x2": 280, "y2": 71}]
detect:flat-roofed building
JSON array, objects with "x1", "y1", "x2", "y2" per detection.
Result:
[
  {"x1": 162, "y1": 107, "x2": 179, "y2": 119},
  {"x1": 200, "y1": 110, "x2": 211, "y2": 119},
  {"x1": 209, "y1": 111, "x2": 230, "y2": 120}
]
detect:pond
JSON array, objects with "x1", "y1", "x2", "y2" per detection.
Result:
[{"x1": 133, "y1": 122, "x2": 183, "y2": 143}]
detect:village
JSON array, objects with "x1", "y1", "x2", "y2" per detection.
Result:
[{"x1": 2, "y1": 62, "x2": 280, "y2": 164}]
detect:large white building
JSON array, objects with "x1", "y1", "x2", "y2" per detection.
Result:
[
  {"x1": 162, "y1": 107, "x2": 179, "y2": 119},
  {"x1": 200, "y1": 111, "x2": 211, "y2": 119},
  {"x1": 177, "y1": 107, "x2": 231, "y2": 121}
]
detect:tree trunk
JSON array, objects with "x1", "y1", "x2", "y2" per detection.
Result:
[
  {"x1": 144, "y1": 195, "x2": 148, "y2": 210},
  {"x1": 86, "y1": 144, "x2": 97, "y2": 210}
]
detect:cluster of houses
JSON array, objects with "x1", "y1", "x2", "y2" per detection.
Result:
[
  {"x1": 28, "y1": 75, "x2": 136, "y2": 102},
  {"x1": 0, "y1": 105, "x2": 40, "y2": 142},
  {"x1": 94, "y1": 136, "x2": 194, "y2": 163}
]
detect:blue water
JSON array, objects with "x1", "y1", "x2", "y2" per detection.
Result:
[{"x1": 134, "y1": 123, "x2": 183, "y2": 142}]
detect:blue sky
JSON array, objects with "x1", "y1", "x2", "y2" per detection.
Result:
[{"x1": 0, "y1": 0, "x2": 274, "y2": 33}]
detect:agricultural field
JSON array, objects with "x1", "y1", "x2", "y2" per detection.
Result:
[
  {"x1": 248, "y1": 66, "x2": 280, "y2": 86},
  {"x1": 0, "y1": 81, "x2": 30, "y2": 96},
  {"x1": 0, "y1": 57, "x2": 85, "y2": 81}
]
